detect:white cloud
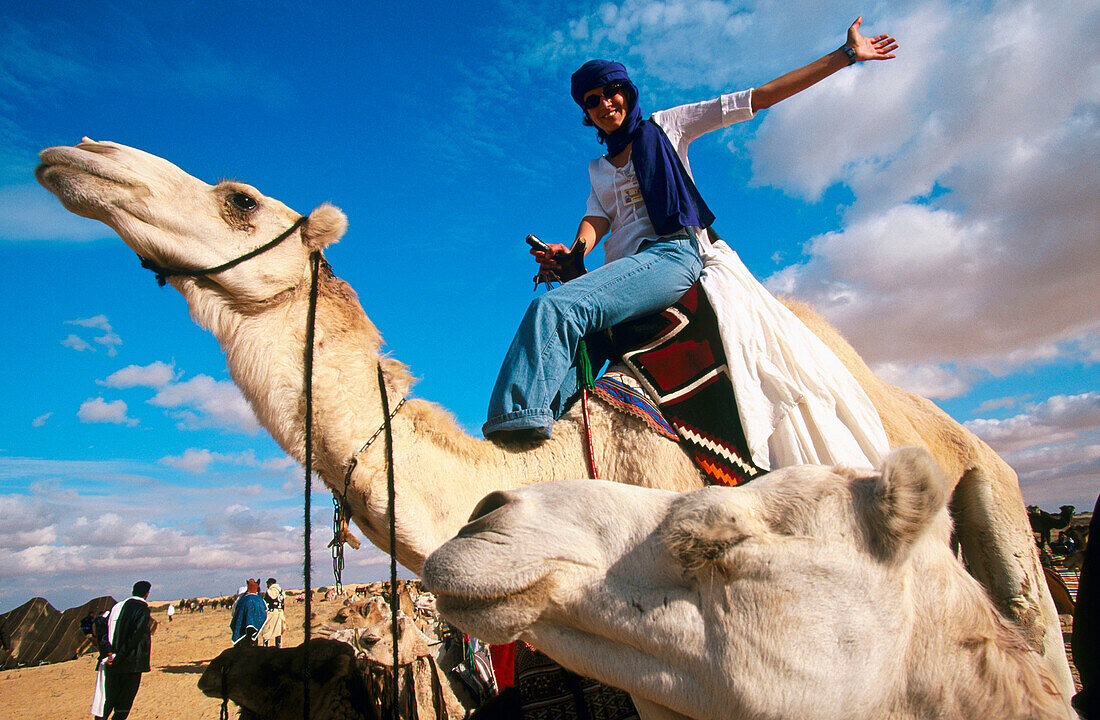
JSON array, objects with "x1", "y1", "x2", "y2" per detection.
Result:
[
  {"x1": 67, "y1": 315, "x2": 112, "y2": 331},
  {"x1": 754, "y1": 1, "x2": 1100, "y2": 378},
  {"x1": 77, "y1": 397, "x2": 139, "y2": 427},
  {"x1": 65, "y1": 315, "x2": 122, "y2": 357},
  {"x1": 148, "y1": 374, "x2": 261, "y2": 434},
  {"x1": 869, "y1": 361, "x2": 971, "y2": 400},
  {"x1": 966, "y1": 392, "x2": 1100, "y2": 510},
  {"x1": 32, "y1": 412, "x2": 52, "y2": 428},
  {"x1": 61, "y1": 334, "x2": 92, "y2": 352},
  {"x1": 0, "y1": 469, "x2": 395, "y2": 609},
  {"x1": 160, "y1": 448, "x2": 293, "y2": 474},
  {"x1": 965, "y1": 392, "x2": 1100, "y2": 453},
  {"x1": 102, "y1": 361, "x2": 178, "y2": 389}
]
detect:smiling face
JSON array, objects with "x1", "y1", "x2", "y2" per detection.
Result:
[{"x1": 583, "y1": 83, "x2": 630, "y2": 134}]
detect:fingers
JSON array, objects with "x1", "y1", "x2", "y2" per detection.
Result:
[{"x1": 865, "y1": 34, "x2": 898, "y2": 58}]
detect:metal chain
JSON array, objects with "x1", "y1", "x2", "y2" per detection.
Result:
[{"x1": 330, "y1": 396, "x2": 407, "y2": 589}]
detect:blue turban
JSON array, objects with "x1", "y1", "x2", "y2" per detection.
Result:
[{"x1": 570, "y1": 60, "x2": 714, "y2": 235}]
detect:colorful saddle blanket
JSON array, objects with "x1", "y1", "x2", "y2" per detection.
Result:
[{"x1": 593, "y1": 283, "x2": 763, "y2": 487}]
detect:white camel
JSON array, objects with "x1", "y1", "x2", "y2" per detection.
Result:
[
  {"x1": 423, "y1": 448, "x2": 1073, "y2": 720},
  {"x1": 35, "y1": 139, "x2": 1071, "y2": 697}
]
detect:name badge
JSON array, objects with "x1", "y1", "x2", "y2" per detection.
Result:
[{"x1": 622, "y1": 170, "x2": 643, "y2": 206}]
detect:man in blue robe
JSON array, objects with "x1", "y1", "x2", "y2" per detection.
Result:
[{"x1": 229, "y1": 578, "x2": 268, "y2": 646}]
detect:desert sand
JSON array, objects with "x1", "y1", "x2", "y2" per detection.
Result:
[{"x1": 1, "y1": 594, "x2": 336, "y2": 720}]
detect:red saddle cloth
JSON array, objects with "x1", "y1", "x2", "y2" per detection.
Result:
[{"x1": 602, "y1": 283, "x2": 764, "y2": 487}]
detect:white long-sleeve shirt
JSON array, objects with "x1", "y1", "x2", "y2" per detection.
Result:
[{"x1": 584, "y1": 90, "x2": 755, "y2": 263}]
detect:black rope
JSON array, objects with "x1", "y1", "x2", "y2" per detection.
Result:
[
  {"x1": 378, "y1": 363, "x2": 400, "y2": 720},
  {"x1": 220, "y1": 662, "x2": 230, "y2": 720},
  {"x1": 302, "y1": 251, "x2": 321, "y2": 720},
  {"x1": 138, "y1": 216, "x2": 308, "y2": 286},
  {"x1": 331, "y1": 395, "x2": 406, "y2": 590}
]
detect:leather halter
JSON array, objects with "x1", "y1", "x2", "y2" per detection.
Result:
[{"x1": 138, "y1": 215, "x2": 308, "y2": 286}]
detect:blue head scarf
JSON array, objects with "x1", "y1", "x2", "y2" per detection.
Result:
[{"x1": 570, "y1": 60, "x2": 715, "y2": 236}]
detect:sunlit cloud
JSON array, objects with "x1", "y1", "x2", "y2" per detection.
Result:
[
  {"x1": 62, "y1": 334, "x2": 93, "y2": 352},
  {"x1": 65, "y1": 315, "x2": 122, "y2": 357},
  {"x1": 77, "y1": 397, "x2": 139, "y2": 427},
  {"x1": 148, "y1": 374, "x2": 261, "y2": 434},
  {"x1": 101, "y1": 361, "x2": 178, "y2": 389},
  {"x1": 160, "y1": 448, "x2": 294, "y2": 474},
  {"x1": 966, "y1": 392, "x2": 1100, "y2": 509}
]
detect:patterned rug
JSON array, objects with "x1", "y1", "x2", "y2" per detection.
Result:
[{"x1": 601, "y1": 283, "x2": 763, "y2": 487}]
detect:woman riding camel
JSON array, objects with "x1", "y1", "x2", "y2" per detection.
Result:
[{"x1": 484, "y1": 18, "x2": 897, "y2": 454}]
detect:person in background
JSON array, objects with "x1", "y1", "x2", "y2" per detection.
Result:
[
  {"x1": 94, "y1": 580, "x2": 154, "y2": 720},
  {"x1": 258, "y1": 577, "x2": 287, "y2": 648},
  {"x1": 229, "y1": 578, "x2": 267, "y2": 647}
]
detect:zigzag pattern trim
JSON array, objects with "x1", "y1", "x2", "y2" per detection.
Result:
[{"x1": 674, "y1": 423, "x2": 760, "y2": 478}]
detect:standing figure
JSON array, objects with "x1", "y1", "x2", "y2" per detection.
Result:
[
  {"x1": 229, "y1": 579, "x2": 268, "y2": 647},
  {"x1": 93, "y1": 580, "x2": 153, "y2": 720},
  {"x1": 258, "y1": 577, "x2": 287, "y2": 648},
  {"x1": 484, "y1": 17, "x2": 897, "y2": 453}
]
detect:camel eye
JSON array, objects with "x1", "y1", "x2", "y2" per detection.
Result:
[{"x1": 227, "y1": 192, "x2": 257, "y2": 211}]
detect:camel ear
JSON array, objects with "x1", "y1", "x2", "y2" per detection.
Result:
[
  {"x1": 661, "y1": 488, "x2": 762, "y2": 574},
  {"x1": 866, "y1": 447, "x2": 947, "y2": 562},
  {"x1": 301, "y1": 202, "x2": 347, "y2": 250}
]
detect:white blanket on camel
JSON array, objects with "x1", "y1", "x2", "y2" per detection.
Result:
[{"x1": 698, "y1": 241, "x2": 889, "y2": 471}]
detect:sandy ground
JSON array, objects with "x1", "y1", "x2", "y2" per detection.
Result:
[
  {"x1": 0, "y1": 597, "x2": 332, "y2": 720},
  {"x1": 1, "y1": 599, "x2": 1084, "y2": 719}
]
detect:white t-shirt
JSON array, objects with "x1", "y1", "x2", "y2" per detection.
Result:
[{"x1": 584, "y1": 89, "x2": 755, "y2": 263}]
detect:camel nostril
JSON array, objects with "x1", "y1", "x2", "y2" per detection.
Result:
[{"x1": 467, "y1": 490, "x2": 513, "y2": 523}]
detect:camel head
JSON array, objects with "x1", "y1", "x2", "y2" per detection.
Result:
[
  {"x1": 198, "y1": 639, "x2": 368, "y2": 720},
  {"x1": 36, "y1": 139, "x2": 347, "y2": 303},
  {"x1": 423, "y1": 448, "x2": 957, "y2": 719}
]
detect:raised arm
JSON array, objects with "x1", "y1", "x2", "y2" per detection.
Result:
[{"x1": 751, "y1": 16, "x2": 897, "y2": 112}]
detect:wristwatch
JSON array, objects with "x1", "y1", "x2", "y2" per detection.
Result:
[{"x1": 841, "y1": 44, "x2": 857, "y2": 65}]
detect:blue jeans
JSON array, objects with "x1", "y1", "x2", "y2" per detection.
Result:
[{"x1": 484, "y1": 234, "x2": 703, "y2": 438}]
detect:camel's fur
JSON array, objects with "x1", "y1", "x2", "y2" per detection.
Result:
[
  {"x1": 424, "y1": 449, "x2": 1071, "y2": 720},
  {"x1": 35, "y1": 139, "x2": 1072, "y2": 699},
  {"x1": 198, "y1": 640, "x2": 371, "y2": 720}
]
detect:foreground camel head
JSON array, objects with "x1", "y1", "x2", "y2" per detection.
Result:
[
  {"x1": 424, "y1": 448, "x2": 1067, "y2": 720},
  {"x1": 36, "y1": 139, "x2": 346, "y2": 302}
]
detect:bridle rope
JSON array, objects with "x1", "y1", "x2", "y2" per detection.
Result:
[
  {"x1": 137, "y1": 216, "x2": 308, "y2": 286},
  {"x1": 139, "y1": 214, "x2": 408, "y2": 719}
]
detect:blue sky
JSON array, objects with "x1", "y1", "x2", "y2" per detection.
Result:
[{"x1": 2, "y1": 0, "x2": 1098, "y2": 611}]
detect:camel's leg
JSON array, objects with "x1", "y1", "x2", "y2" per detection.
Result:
[{"x1": 950, "y1": 467, "x2": 1076, "y2": 703}]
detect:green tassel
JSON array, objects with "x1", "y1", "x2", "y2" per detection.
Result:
[{"x1": 577, "y1": 339, "x2": 595, "y2": 390}]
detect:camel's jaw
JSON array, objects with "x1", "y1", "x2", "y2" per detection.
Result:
[{"x1": 429, "y1": 570, "x2": 559, "y2": 645}]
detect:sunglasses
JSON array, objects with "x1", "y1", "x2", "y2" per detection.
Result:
[{"x1": 582, "y1": 82, "x2": 628, "y2": 110}]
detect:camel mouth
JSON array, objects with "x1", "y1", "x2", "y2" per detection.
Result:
[
  {"x1": 35, "y1": 144, "x2": 144, "y2": 199},
  {"x1": 423, "y1": 552, "x2": 554, "y2": 603}
]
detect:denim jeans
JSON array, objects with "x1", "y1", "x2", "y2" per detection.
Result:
[{"x1": 484, "y1": 234, "x2": 703, "y2": 438}]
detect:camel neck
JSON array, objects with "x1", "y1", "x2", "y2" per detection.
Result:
[{"x1": 193, "y1": 269, "x2": 585, "y2": 571}]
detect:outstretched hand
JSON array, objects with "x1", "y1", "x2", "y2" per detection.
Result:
[{"x1": 847, "y1": 16, "x2": 898, "y2": 61}]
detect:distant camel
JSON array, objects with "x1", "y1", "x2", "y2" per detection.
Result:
[
  {"x1": 425, "y1": 448, "x2": 1073, "y2": 720},
  {"x1": 36, "y1": 138, "x2": 1073, "y2": 698},
  {"x1": 1028, "y1": 505, "x2": 1076, "y2": 548}
]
